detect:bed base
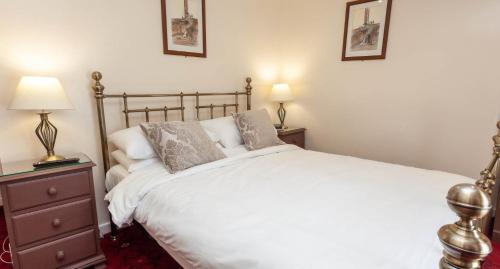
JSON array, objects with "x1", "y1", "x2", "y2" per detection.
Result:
[
  {"x1": 438, "y1": 122, "x2": 499, "y2": 269},
  {"x1": 91, "y1": 71, "x2": 253, "y2": 240}
]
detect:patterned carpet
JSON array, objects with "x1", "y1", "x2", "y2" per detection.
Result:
[{"x1": 0, "y1": 212, "x2": 498, "y2": 268}]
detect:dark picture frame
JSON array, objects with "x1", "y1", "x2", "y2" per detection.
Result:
[
  {"x1": 161, "y1": 0, "x2": 207, "y2": 58},
  {"x1": 342, "y1": 0, "x2": 392, "y2": 61}
]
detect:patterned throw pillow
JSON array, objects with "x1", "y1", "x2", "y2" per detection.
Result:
[
  {"x1": 140, "y1": 121, "x2": 226, "y2": 173},
  {"x1": 233, "y1": 109, "x2": 285, "y2": 151}
]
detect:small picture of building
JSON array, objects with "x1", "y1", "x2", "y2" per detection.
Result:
[
  {"x1": 171, "y1": 0, "x2": 199, "y2": 46},
  {"x1": 350, "y1": 7, "x2": 381, "y2": 51}
]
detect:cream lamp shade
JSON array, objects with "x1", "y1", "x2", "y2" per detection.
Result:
[
  {"x1": 9, "y1": 76, "x2": 73, "y2": 111},
  {"x1": 270, "y1": 83, "x2": 294, "y2": 102}
]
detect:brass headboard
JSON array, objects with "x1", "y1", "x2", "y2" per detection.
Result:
[{"x1": 90, "y1": 71, "x2": 253, "y2": 175}]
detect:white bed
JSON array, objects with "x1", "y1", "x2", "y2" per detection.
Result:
[{"x1": 106, "y1": 144, "x2": 473, "y2": 269}]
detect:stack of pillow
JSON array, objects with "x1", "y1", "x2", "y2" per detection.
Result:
[{"x1": 108, "y1": 109, "x2": 284, "y2": 175}]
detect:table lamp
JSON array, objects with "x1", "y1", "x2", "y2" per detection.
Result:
[
  {"x1": 271, "y1": 83, "x2": 294, "y2": 129},
  {"x1": 9, "y1": 76, "x2": 73, "y2": 162}
]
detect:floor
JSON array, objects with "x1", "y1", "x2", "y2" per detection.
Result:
[{"x1": 0, "y1": 213, "x2": 499, "y2": 269}]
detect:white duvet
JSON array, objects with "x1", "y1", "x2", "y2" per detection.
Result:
[{"x1": 105, "y1": 145, "x2": 473, "y2": 269}]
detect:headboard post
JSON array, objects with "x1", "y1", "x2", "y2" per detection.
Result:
[
  {"x1": 477, "y1": 121, "x2": 500, "y2": 196},
  {"x1": 246, "y1": 77, "x2": 252, "y2": 110},
  {"x1": 91, "y1": 71, "x2": 111, "y2": 173}
]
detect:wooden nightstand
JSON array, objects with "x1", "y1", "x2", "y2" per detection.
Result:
[
  {"x1": 278, "y1": 128, "x2": 306, "y2": 149},
  {"x1": 0, "y1": 154, "x2": 106, "y2": 269}
]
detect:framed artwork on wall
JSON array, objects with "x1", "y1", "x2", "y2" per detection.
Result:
[
  {"x1": 161, "y1": 0, "x2": 207, "y2": 58},
  {"x1": 342, "y1": 0, "x2": 392, "y2": 61}
]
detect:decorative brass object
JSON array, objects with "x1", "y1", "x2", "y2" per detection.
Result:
[
  {"x1": 91, "y1": 71, "x2": 252, "y2": 241},
  {"x1": 476, "y1": 121, "x2": 500, "y2": 196},
  {"x1": 277, "y1": 103, "x2": 286, "y2": 129},
  {"x1": 439, "y1": 121, "x2": 499, "y2": 269},
  {"x1": 438, "y1": 184, "x2": 492, "y2": 269},
  {"x1": 245, "y1": 77, "x2": 252, "y2": 111},
  {"x1": 36, "y1": 112, "x2": 65, "y2": 162}
]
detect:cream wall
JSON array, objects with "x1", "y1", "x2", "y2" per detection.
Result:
[
  {"x1": 278, "y1": 0, "x2": 500, "y2": 178},
  {"x1": 0, "y1": 0, "x2": 281, "y2": 232}
]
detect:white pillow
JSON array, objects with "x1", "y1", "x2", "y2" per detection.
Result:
[
  {"x1": 111, "y1": 150, "x2": 158, "y2": 173},
  {"x1": 108, "y1": 126, "x2": 156, "y2": 159},
  {"x1": 200, "y1": 117, "x2": 243, "y2": 148}
]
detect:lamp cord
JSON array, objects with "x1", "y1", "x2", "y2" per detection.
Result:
[{"x1": 0, "y1": 236, "x2": 12, "y2": 264}]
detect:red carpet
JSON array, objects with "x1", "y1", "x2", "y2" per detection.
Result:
[
  {"x1": 486, "y1": 244, "x2": 500, "y2": 269},
  {"x1": 100, "y1": 224, "x2": 182, "y2": 269},
  {"x1": 0, "y1": 209, "x2": 498, "y2": 269}
]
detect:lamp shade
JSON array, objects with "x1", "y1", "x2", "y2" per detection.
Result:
[
  {"x1": 9, "y1": 76, "x2": 73, "y2": 111},
  {"x1": 270, "y1": 83, "x2": 293, "y2": 102}
]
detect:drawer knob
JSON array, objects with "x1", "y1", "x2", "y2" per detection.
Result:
[
  {"x1": 55, "y1": 250, "x2": 65, "y2": 261},
  {"x1": 52, "y1": 218, "x2": 62, "y2": 228},
  {"x1": 47, "y1": 187, "x2": 58, "y2": 196}
]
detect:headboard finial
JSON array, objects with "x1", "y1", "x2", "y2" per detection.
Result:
[
  {"x1": 495, "y1": 122, "x2": 500, "y2": 146},
  {"x1": 91, "y1": 71, "x2": 105, "y2": 97},
  {"x1": 476, "y1": 121, "x2": 500, "y2": 195},
  {"x1": 92, "y1": 71, "x2": 102, "y2": 82},
  {"x1": 246, "y1": 77, "x2": 252, "y2": 90},
  {"x1": 438, "y1": 184, "x2": 492, "y2": 269},
  {"x1": 245, "y1": 77, "x2": 252, "y2": 110}
]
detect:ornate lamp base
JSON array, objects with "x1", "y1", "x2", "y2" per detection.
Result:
[
  {"x1": 36, "y1": 112, "x2": 66, "y2": 163},
  {"x1": 277, "y1": 102, "x2": 288, "y2": 129}
]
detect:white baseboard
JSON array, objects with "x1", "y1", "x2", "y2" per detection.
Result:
[{"x1": 98, "y1": 222, "x2": 111, "y2": 237}]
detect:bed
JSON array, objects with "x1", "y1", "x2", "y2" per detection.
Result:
[{"x1": 91, "y1": 72, "x2": 499, "y2": 269}]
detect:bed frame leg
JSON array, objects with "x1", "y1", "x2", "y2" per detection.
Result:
[
  {"x1": 438, "y1": 121, "x2": 499, "y2": 269},
  {"x1": 110, "y1": 213, "x2": 119, "y2": 241},
  {"x1": 110, "y1": 223, "x2": 118, "y2": 241}
]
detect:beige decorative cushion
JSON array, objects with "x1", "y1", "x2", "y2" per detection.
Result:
[
  {"x1": 140, "y1": 121, "x2": 226, "y2": 173},
  {"x1": 233, "y1": 109, "x2": 285, "y2": 151}
]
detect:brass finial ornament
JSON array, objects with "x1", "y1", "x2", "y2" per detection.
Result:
[
  {"x1": 439, "y1": 121, "x2": 500, "y2": 269},
  {"x1": 438, "y1": 184, "x2": 492, "y2": 269},
  {"x1": 92, "y1": 71, "x2": 105, "y2": 97},
  {"x1": 245, "y1": 77, "x2": 252, "y2": 110}
]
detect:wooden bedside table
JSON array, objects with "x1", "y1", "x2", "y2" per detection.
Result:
[
  {"x1": 0, "y1": 153, "x2": 105, "y2": 269},
  {"x1": 278, "y1": 128, "x2": 306, "y2": 149}
]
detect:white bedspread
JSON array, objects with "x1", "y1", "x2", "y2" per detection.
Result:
[{"x1": 106, "y1": 145, "x2": 473, "y2": 269}]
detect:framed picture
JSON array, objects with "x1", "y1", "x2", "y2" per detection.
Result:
[
  {"x1": 161, "y1": 0, "x2": 207, "y2": 58},
  {"x1": 342, "y1": 0, "x2": 392, "y2": 61}
]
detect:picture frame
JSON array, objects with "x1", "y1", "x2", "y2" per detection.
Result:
[
  {"x1": 161, "y1": 0, "x2": 207, "y2": 58},
  {"x1": 342, "y1": 0, "x2": 392, "y2": 61}
]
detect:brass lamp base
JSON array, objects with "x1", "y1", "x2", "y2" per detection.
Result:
[
  {"x1": 40, "y1": 154, "x2": 66, "y2": 162},
  {"x1": 277, "y1": 102, "x2": 287, "y2": 129},
  {"x1": 36, "y1": 112, "x2": 66, "y2": 163}
]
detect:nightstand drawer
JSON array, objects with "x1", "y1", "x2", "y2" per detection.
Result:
[
  {"x1": 12, "y1": 199, "x2": 94, "y2": 247},
  {"x1": 279, "y1": 132, "x2": 305, "y2": 148},
  {"x1": 7, "y1": 171, "x2": 91, "y2": 211},
  {"x1": 17, "y1": 229, "x2": 97, "y2": 269}
]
